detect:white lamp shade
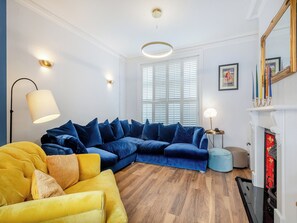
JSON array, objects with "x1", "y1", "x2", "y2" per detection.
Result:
[
  {"x1": 26, "y1": 90, "x2": 60, "y2": 124},
  {"x1": 203, "y1": 108, "x2": 217, "y2": 118}
]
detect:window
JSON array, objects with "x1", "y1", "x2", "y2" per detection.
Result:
[{"x1": 142, "y1": 56, "x2": 199, "y2": 125}]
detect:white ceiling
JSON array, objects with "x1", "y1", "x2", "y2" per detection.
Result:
[{"x1": 27, "y1": 0, "x2": 259, "y2": 58}]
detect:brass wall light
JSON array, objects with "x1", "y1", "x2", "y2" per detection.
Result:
[
  {"x1": 39, "y1": 60, "x2": 54, "y2": 68},
  {"x1": 106, "y1": 79, "x2": 114, "y2": 85}
]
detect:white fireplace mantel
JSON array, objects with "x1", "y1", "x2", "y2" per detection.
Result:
[{"x1": 248, "y1": 105, "x2": 297, "y2": 223}]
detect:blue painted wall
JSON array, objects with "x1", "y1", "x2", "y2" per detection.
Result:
[{"x1": 0, "y1": 0, "x2": 7, "y2": 145}]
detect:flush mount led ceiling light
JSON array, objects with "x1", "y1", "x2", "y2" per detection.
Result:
[{"x1": 141, "y1": 8, "x2": 173, "y2": 59}]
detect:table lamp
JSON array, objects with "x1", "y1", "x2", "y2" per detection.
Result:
[
  {"x1": 203, "y1": 108, "x2": 217, "y2": 130},
  {"x1": 10, "y1": 77, "x2": 60, "y2": 143}
]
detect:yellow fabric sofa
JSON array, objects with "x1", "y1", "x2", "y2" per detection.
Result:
[{"x1": 0, "y1": 141, "x2": 128, "y2": 223}]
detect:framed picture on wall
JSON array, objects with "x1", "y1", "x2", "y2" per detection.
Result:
[
  {"x1": 265, "y1": 57, "x2": 281, "y2": 76},
  {"x1": 218, "y1": 63, "x2": 239, "y2": 91}
]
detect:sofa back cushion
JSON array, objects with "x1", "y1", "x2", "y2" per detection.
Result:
[
  {"x1": 158, "y1": 123, "x2": 177, "y2": 143},
  {"x1": 120, "y1": 120, "x2": 130, "y2": 136},
  {"x1": 129, "y1": 119, "x2": 144, "y2": 138},
  {"x1": 110, "y1": 118, "x2": 125, "y2": 140},
  {"x1": 74, "y1": 118, "x2": 103, "y2": 147},
  {"x1": 98, "y1": 120, "x2": 116, "y2": 143},
  {"x1": 172, "y1": 123, "x2": 195, "y2": 144},
  {"x1": 47, "y1": 120, "x2": 78, "y2": 138},
  {"x1": 0, "y1": 142, "x2": 47, "y2": 206},
  {"x1": 141, "y1": 120, "x2": 159, "y2": 140}
]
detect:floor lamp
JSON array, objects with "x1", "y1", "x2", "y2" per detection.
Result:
[{"x1": 10, "y1": 77, "x2": 60, "y2": 143}]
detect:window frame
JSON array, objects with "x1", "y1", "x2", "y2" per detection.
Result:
[{"x1": 141, "y1": 56, "x2": 201, "y2": 126}]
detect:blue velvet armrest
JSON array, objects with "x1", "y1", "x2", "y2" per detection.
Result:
[
  {"x1": 41, "y1": 143, "x2": 74, "y2": 155},
  {"x1": 199, "y1": 134, "x2": 208, "y2": 150}
]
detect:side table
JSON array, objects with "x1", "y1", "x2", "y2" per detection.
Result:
[{"x1": 205, "y1": 129, "x2": 225, "y2": 148}]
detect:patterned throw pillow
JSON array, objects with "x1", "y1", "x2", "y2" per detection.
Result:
[{"x1": 31, "y1": 170, "x2": 65, "y2": 200}]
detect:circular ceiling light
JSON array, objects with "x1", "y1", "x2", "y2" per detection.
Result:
[
  {"x1": 141, "y1": 7, "x2": 173, "y2": 58},
  {"x1": 141, "y1": 41, "x2": 173, "y2": 58}
]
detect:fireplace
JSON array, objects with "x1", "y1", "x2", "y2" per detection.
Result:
[{"x1": 243, "y1": 105, "x2": 297, "y2": 222}]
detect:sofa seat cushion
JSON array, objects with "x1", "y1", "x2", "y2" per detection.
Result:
[
  {"x1": 118, "y1": 137, "x2": 144, "y2": 147},
  {"x1": 138, "y1": 140, "x2": 169, "y2": 154},
  {"x1": 99, "y1": 141, "x2": 137, "y2": 160},
  {"x1": 86, "y1": 147, "x2": 118, "y2": 169},
  {"x1": 164, "y1": 143, "x2": 208, "y2": 160},
  {"x1": 65, "y1": 169, "x2": 128, "y2": 223}
]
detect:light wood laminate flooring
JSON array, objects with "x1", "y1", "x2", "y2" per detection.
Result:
[{"x1": 115, "y1": 162, "x2": 251, "y2": 223}]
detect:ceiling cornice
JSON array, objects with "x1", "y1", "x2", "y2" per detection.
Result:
[{"x1": 15, "y1": 0, "x2": 127, "y2": 59}]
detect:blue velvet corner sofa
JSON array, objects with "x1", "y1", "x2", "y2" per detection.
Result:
[{"x1": 41, "y1": 118, "x2": 209, "y2": 173}]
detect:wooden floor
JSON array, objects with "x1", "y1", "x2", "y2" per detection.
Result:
[{"x1": 115, "y1": 163, "x2": 251, "y2": 223}]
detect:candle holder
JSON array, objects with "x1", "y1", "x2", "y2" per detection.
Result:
[
  {"x1": 266, "y1": 97, "x2": 272, "y2": 106},
  {"x1": 253, "y1": 97, "x2": 272, "y2": 107}
]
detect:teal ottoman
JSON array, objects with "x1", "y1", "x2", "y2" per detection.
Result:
[{"x1": 208, "y1": 148, "x2": 233, "y2": 172}]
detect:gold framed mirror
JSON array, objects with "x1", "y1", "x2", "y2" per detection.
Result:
[{"x1": 261, "y1": 0, "x2": 296, "y2": 84}]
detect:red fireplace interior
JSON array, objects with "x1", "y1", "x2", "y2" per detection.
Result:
[{"x1": 265, "y1": 131, "x2": 276, "y2": 190}]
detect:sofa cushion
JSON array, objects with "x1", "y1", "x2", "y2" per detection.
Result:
[
  {"x1": 47, "y1": 120, "x2": 78, "y2": 138},
  {"x1": 129, "y1": 119, "x2": 144, "y2": 138},
  {"x1": 74, "y1": 118, "x2": 103, "y2": 147},
  {"x1": 55, "y1": 134, "x2": 88, "y2": 154},
  {"x1": 110, "y1": 118, "x2": 125, "y2": 140},
  {"x1": 118, "y1": 137, "x2": 144, "y2": 147},
  {"x1": 98, "y1": 120, "x2": 116, "y2": 143},
  {"x1": 120, "y1": 120, "x2": 130, "y2": 136},
  {"x1": 86, "y1": 147, "x2": 118, "y2": 169},
  {"x1": 46, "y1": 154, "x2": 79, "y2": 190},
  {"x1": 31, "y1": 170, "x2": 65, "y2": 200},
  {"x1": 164, "y1": 143, "x2": 208, "y2": 160},
  {"x1": 172, "y1": 123, "x2": 194, "y2": 144},
  {"x1": 65, "y1": 169, "x2": 128, "y2": 223},
  {"x1": 192, "y1": 127, "x2": 204, "y2": 147},
  {"x1": 158, "y1": 123, "x2": 177, "y2": 143},
  {"x1": 99, "y1": 141, "x2": 137, "y2": 160},
  {"x1": 138, "y1": 140, "x2": 169, "y2": 154},
  {"x1": 142, "y1": 121, "x2": 159, "y2": 140}
]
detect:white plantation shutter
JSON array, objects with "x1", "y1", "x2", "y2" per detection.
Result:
[
  {"x1": 154, "y1": 64, "x2": 167, "y2": 100},
  {"x1": 142, "y1": 56, "x2": 199, "y2": 125},
  {"x1": 142, "y1": 66, "x2": 153, "y2": 100}
]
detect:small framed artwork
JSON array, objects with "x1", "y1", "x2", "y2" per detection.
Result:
[
  {"x1": 265, "y1": 57, "x2": 281, "y2": 76},
  {"x1": 218, "y1": 63, "x2": 239, "y2": 91}
]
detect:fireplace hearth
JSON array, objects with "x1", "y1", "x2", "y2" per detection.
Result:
[{"x1": 236, "y1": 177, "x2": 273, "y2": 223}]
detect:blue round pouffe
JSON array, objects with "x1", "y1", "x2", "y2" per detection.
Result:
[{"x1": 208, "y1": 148, "x2": 233, "y2": 172}]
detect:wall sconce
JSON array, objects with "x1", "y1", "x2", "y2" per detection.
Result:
[
  {"x1": 39, "y1": 60, "x2": 54, "y2": 68},
  {"x1": 106, "y1": 79, "x2": 114, "y2": 85}
]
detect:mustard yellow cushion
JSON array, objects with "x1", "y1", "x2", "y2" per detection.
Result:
[
  {"x1": 31, "y1": 170, "x2": 65, "y2": 200},
  {"x1": 46, "y1": 154, "x2": 79, "y2": 190},
  {"x1": 76, "y1": 154, "x2": 100, "y2": 181}
]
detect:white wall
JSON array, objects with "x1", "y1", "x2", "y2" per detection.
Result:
[
  {"x1": 259, "y1": 0, "x2": 297, "y2": 105},
  {"x1": 7, "y1": 0, "x2": 125, "y2": 144},
  {"x1": 126, "y1": 37, "x2": 258, "y2": 149}
]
